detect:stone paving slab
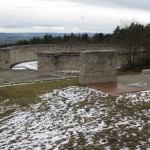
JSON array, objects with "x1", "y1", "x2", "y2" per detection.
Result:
[{"x1": 88, "y1": 82, "x2": 150, "y2": 97}]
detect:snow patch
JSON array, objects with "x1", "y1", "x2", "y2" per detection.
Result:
[
  {"x1": 11, "y1": 61, "x2": 37, "y2": 70},
  {"x1": 0, "y1": 86, "x2": 150, "y2": 149}
]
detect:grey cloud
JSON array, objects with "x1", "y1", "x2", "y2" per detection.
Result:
[
  {"x1": 56, "y1": 5, "x2": 79, "y2": 8},
  {"x1": 65, "y1": 0, "x2": 150, "y2": 11},
  {"x1": 80, "y1": 15, "x2": 85, "y2": 20},
  {"x1": 0, "y1": 20, "x2": 73, "y2": 29},
  {"x1": 2, "y1": 25, "x2": 20, "y2": 28},
  {"x1": 13, "y1": 6, "x2": 33, "y2": 9},
  {"x1": 113, "y1": 0, "x2": 150, "y2": 11},
  {"x1": 39, "y1": 0, "x2": 150, "y2": 11}
]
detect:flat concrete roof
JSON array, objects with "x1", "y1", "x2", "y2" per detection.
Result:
[
  {"x1": 81, "y1": 50, "x2": 117, "y2": 53},
  {"x1": 36, "y1": 52, "x2": 80, "y2": 57}
]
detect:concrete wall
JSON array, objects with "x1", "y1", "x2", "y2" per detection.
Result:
[
  {"x1": 37, "y1": 53, "x2": 56, "y2": 76},
  {"x1": 0, "y1": 49, "x2": 10, "y2": 70},
  {"x1": 0, "y1": 44, "x2": 123, "y2": 70},
  {"x1": 37, "y1": 52, "x2": 80, "y2": 75},
  {"x1": 57, "y1": 53, "x2": 80, "y2": 70},
  {"x1": 79, "y1": 50, "x2": 117, "y2": 84}
]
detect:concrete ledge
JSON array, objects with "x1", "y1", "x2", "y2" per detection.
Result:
[
  {"x1": 36, "y1": 52, "x2": 80, "y2": 57},
  {"x1": 142, "y1": 69, "x2": 150, "y2": 74}
]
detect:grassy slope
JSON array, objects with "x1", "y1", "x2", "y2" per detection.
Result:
[
  {"x1": 0, "y1": 79, "x2": 80, "y2": 117},
  {"x1": 0, "y1": 78, "x2": 150, "y2": 149}
]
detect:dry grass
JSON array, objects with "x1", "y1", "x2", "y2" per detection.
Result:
[
  {"x1": 0, "y1": 79, "x2": 80, "y2": 117},
  {"x1": 0, "y1": 80, "x2": 150, "y2": 149}
]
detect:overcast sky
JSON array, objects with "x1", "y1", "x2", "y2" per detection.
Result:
[{"x1": 0, "y1": 0, "x2": 150, "y2": 33}]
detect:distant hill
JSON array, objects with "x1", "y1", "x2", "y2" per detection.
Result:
[
  {"x1": 0, "y1": 33, "x2": 47, "y2": 44},
  {"x1": 0, "y1": 33, "x2": 96, "y2": 44}
]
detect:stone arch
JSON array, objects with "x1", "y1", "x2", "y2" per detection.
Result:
[{"x1": 0, "y1": 44, "x2": 124, "y2": 70}]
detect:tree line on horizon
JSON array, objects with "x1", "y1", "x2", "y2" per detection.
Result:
[
  {"x1": 0, "y1": 33, "x2": 112, "y2": 47},
  {"x1": 0, "y1": 22, "x2": 150, "y2": 70}
]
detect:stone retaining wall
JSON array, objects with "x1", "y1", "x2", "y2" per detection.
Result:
[
  {"x1": 0, "y1": 44, "x2": 121, "y2": 70},
  {"x1": 37, "y1": 52, "x2": 80, "y2": 75},
  {"x1": 37, "y1": 50, "x2": 117, "y2": 84}
]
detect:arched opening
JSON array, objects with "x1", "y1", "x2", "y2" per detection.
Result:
[{"x1": 11, "y1": 61, "x2": 37, "y2": 71}]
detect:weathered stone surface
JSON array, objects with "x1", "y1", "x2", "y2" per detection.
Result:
[
  {"x1": 79, "y1": 50, "x2": 117, "y2": 84},
  {"x1": 0, "y1": 44, "x2": 122, "y2": 70},
  {"x1": 37, "y1": 53, "x2": 55, "y2": 76},
  {"x1": 0, "y1": 50, "x2": 10, "y2": 70},
  {"x1": 37, "y1": 52, "x2": 80, "y2": 75}
]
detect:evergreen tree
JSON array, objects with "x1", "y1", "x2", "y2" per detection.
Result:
[
  {"x1": 80, "y1": 33, "x2": 90, "y2": 43},
  {"x1": 113, "y1": 22, "x2": 149, "y2": 69},
  {"x1": 91, "y1": 33, "x2": 104, "y2": 43}
]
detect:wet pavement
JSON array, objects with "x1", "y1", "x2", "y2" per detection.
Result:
[
  {"x1": 88, "y1": 73, "x2": 150, "y2": 96},
  {"x1": 88, "y1": 82, "x2": 150, "y2": 97}
]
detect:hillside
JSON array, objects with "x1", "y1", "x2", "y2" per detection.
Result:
[
  {"x1": 0, "y1": 33, "x2": 95, "y2": 44},
  {"x1": 0, "y1": 79, "x2": 150, "y2": 149}
]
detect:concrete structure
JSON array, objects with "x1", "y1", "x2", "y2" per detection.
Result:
[
  {"x1": 0, "y1": 49, "x2": 10, "y2": 70},
  {"x1": 0, "y1": 44, "x2": 123, "y2": 70},
  {"x1": 79, "y1": 50, "x2": 117, "y2": 84},
  {"x1": 37, "y1": 52, "x2": 80, "y2": 75},
  {"x1": 142, "y1": 69, "x2": 150, "y2": 74}
]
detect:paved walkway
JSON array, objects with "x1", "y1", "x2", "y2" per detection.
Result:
[
  {"x1": 0, "y1": 70, "x2": 76, "y2": 86},
  {"x1": 88, "y1": 82, "x2": 150, "y2": 97},
  {"x1": 118, "y1": 74, "x2": 150, "y2": 86},
  {"x1": 88, "y1": 73, "x2": 150, "y2": 96},
  {"x1": 0, "y1": 70, "x2": 150, "y2": 94}
]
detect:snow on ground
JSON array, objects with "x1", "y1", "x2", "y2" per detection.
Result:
[
  {"x1": 11, "y1": 61, "x2": 37, "y2": 70},
  {"x1": 11, "y1": 61, "x2": 79, "y2": 75},
  {"x1": 0, "y1": 86, "x2": 150, "y2": 149},
  {"x1": 127, "y1": 82, "x2": 148, "y2": 87},
  {"x1": 58, "y1": 70, "x2": 80, "y2": 75}
]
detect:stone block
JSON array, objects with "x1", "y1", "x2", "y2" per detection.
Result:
[
  {"x1": 37, "y1": 52, "x2": 80, "y2": 75},
  {"x1": 79, "y1": 50, "x2": 117, "y2": 84}
]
